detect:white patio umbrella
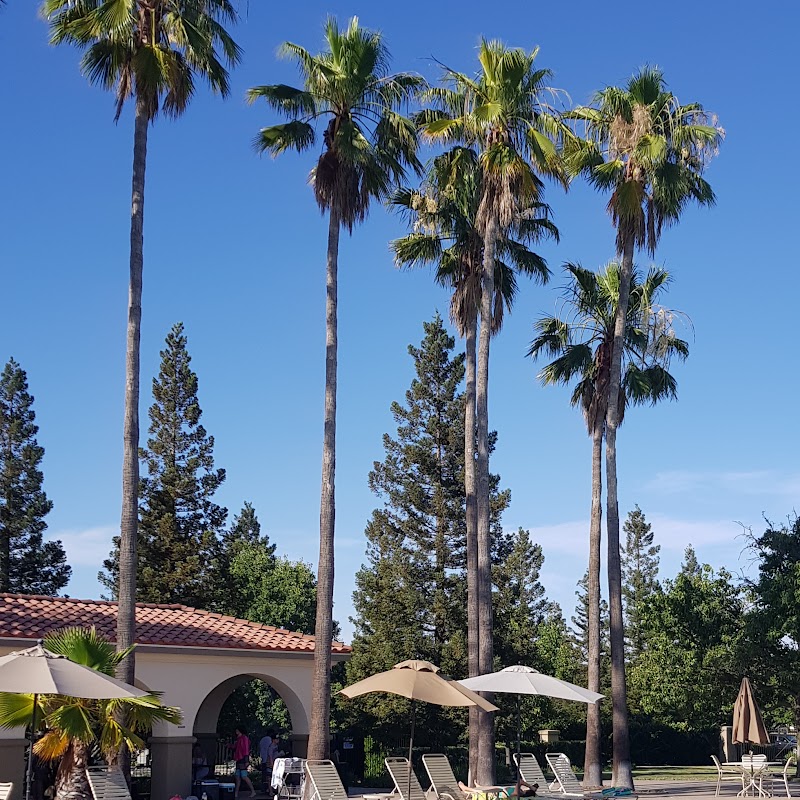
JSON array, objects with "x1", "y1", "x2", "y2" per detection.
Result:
[
  {"x1": 460, "y1": 666, "x2": 603, "y2": 788},
  {"x1": 0, "y1": 641, "x2": 147, "y2": 800},
  {"x1": 341, "y1": 660, "x2": 498, "y2": 799}
]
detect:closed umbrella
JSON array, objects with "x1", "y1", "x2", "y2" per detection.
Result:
[
  {"x1": 340, "y1": 660, "x2": 498, "y2": 798},
  {"x1": 732, "y1": 677, "x2": 769, "y2": 749},
  {"x1": 460, "y1": 666, "x2": 603, "y2": 789},
  {"x1": 0, "y1": 641, "x2": 147, "y2": 800}
]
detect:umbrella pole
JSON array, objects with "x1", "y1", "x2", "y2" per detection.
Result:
[
  {"x1": 408, "y1": 701, "x2": 416, "y2": 800},
  {"x1": 24, "y1": 693, "x2": 37, "y2": 800},
  {"x1": 516, "y1": 696, "x2": 522, "y2": 796}
]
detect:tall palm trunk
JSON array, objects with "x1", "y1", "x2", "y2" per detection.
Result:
[
  {"x1": 465, "y1": 315, "x2": 479, "y2": 779},
  {"x1": 476, "y1": 218, "x2": 498, "y2": 785},
  {"x1": 54, "y1": 741, "x2": 90, "y2": 800},
  {"x1": 308, "y1": 207, "x2": 340, "y2": 761},
  {"x1": 116, "y1": 99, "x2": 148, "y2": 778},
  {"x1": 605, "y1": 234, "x2": 635, "y2": 788},
  {"x1": 583, "y1": 422, "x2": 604, "y2": 788}
]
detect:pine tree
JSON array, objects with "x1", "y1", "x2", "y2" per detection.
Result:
[
  {"x1": 0, "y1": 358, "x2": 70, "y2": 594},
  {"x1": 621, "y1": 505, "x2": 661, "y2": 657},
  {"x1": 680, "y1": 544, "x2": 701, "y2": 577},
  {"x1": 347, "y1": 315, "x2": 510, "y2": 749},
  {"x1": 571, "y1": 570, "x2": 610, "y2": 687},
  {"x1": 493, "y1": 528, "x2": 550, "y2": 666},
  {"x1": 100, "y1": 324, "x2": 226, "y2": 606}
]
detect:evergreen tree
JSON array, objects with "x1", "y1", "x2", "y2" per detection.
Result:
[
  {"x1": 621, "y1": 505, "x2": 661, "y2": 657},
  {"x1": 680, "y1": 544, "x2": 701, "y2": 577},
  {"x1": 493, "y1": 528, "x2": 550, "y2": 666},
  {"x1": 571, "y1": 570, "x2": 610, "y2": 687},
  {"x1": 347, "y1": 315, "x2": 510, "y2": 748},
  {"x1": 0, "y1": 358, "x2": 70, "y2": 594},
  {"x1": 100, "y1": 324, "x2": 226, "y2": 606}
]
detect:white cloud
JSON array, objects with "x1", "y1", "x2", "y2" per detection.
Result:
[
  {"x1": 645, "y1": 514, "x2": 744, "y2": 551},
  {"x1": 524, "y1": 520, "x2": 591, "y2": 557},
  {"x1": 645, "y1": 469, "x2": 800, "y2": 498},
  {"x1": 48, "y1": 525, "x2": 116, "y2": 567}
]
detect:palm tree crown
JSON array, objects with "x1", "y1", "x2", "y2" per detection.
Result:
[
  {"x1": 248, "y1": 16, "x2": 424, "y2": 230},
  {"x1": 566, "y1": 66, "x2": 723, "y2": 254},
  {"x1": 42, "y1": 0, "x2": 242, "y2": 121},
  {"x1": 421, "y1": 39, "x2": 566, "y2": 231},
  {"x1": 390, "y1": 146, "x2": 557, "y2": 334},
  {"x1": 529, "y1": 262, "x2": 689, "y2": 431}
]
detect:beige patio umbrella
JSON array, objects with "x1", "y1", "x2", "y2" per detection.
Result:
[
  {"x1": 732, "y1": 677, "x2": 769, "y2": 749},
  {"x1": 340, "y1": 660, "x2": 497, "y2": 797},
  {"x1": 0, "y1": 641, "x2": 147, "y2": 800}
]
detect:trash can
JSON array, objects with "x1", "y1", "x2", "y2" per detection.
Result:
[{"x1": 194, "y1": 780, "x2": 219, "y2": 800}]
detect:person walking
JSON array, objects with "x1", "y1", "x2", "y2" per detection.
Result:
[{"x1": 231, "y1": 726, "x2": 256, "y2": 799}]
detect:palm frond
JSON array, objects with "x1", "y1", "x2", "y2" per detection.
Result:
[{"x1": 253, "y1": 121, "x2": 315, "y2": 155}]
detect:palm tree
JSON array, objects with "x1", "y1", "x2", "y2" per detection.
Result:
[
  {"x1": 564, "y1": 68, "x2": 721, "y2": 786},
  {"x1": 419, "y1": 40, "x2": 565, "y2": 782},
  {"x1": 42, "y1": 0, "x2": 241, "y2": 693},
  {"x1": 529, "y1": 262, "x2": 688, "y2": 784},
  {"x1": 247, "y1": 16, "x2": 422, "y2": 760},
  {"x1": 0, "y1": 627, "x2": 180, "y2": 800},
  {"x1": 391, "y1": 145, "x2": 556, "y2": 771}
]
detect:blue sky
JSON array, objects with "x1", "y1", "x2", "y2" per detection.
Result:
[{"x1": 1, "y1": 1, "x2": 798, "y2": 642}]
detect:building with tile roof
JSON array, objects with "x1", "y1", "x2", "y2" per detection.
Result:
[{"x1": 0, "y1": 594, "x2": 350, "y2": 800}]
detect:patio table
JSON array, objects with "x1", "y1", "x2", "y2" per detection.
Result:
[{"x1": 724, "y1": 761, "x2": 782, "y2": 797}]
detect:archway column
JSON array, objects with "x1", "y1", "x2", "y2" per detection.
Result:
[
  {"x1": 289, "y1": 734, "x2": 308, "y2": 758},
  {"x1": 0, "y1": 727, "x2": 26, "y2": 795},
  {"x1": 149, "y1": 735, "x2": 195, "y2": 800}
]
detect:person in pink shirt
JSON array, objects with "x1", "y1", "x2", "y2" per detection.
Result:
[{"x1": 230, "y1": 726, "x2": 256, "y2": 798}]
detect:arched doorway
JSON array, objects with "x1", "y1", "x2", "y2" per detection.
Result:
[{"x1": 192, "y1": 673, "x2": 310, "y2": 788}]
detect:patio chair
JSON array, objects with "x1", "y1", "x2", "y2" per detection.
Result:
[
  {"x1": 514, "y1": 753, "x2": 562, "y2": 796},
  {"x1": 710, "y1": 755, "x2": 745, "y2": 798},
  {"x1": 742, "y1": 754, "x2": 769, "y2": 794},
  {"x1": 385, "y1": 757, "x2": 431, "y2": 800},
  {"x1": 780, "y1": 756, "x2": 796, "y2": 798},
  {"x1": 422, "y1": 753, "x2": 481, "y2": 800},
  {"x1": 304, "y1": 760, "x2": 348, "y2": 800},
  {"x1": 86, "y1": 767, "x2": 132, "y2": 800},
  {"x1": 0, "y1": 783, "x2": 12, "y2": 800},
  {"x1": 766, "y1": 756, "x2": 796, "y2": 798},
  {"x1": 544, "y1": 754, "x2": 584, "y2": 797}
]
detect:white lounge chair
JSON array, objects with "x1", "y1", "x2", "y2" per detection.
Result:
[
  {"x1": 385, "y1": 756, "x2": 430, "y2": 800},
  {"x1": 710, "y1": 755, "x2": 746, "y2": 798},
  {"x1": 86, "y1": 767, "x2": 132, "y2": 800},
  {"x1": 305, "y1": 760, "x2": 348, "y2": 800},
  {"x1": 423, "y1": 753, "x2": 483, "y2": 800},
  {"x1": 0, "y1": 783, "x2": 13, "y2": 800},
  {"x1": 514, "y1": 753, "x2": 561, "y2": 796},
  {"x1": 544, "y1": 754, "x2": 584, "y2": 797}
]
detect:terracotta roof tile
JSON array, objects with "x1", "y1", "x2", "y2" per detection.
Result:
[{"x1": 0, "y1": 595, "x2": 350, "y2": 654}]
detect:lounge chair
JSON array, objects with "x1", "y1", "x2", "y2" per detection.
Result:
[
  {"x1": 0, "y1": 783, "x2": 12, "y2": 800},
  {"x1": 385, "y1": 756, "x2": 431, "y2": 800},
  {"x1": 86, "y1": 767, "x2": 132, "y2": 800},
  {"x1": 710, "y1": 756, "x2": 745, "y2": 798},
  {"x1": 513, "y1": 754, "x2": 560, "y2": 797},
  {"x1": 544, "y1": 754, "x2": 584, "y2": 797},
  {"x1": 305, "y1": 760, "x2": 348, "y2": 800},
  {"x1": 423, "y1": 753, "x2": 482, "y2": 800}
]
